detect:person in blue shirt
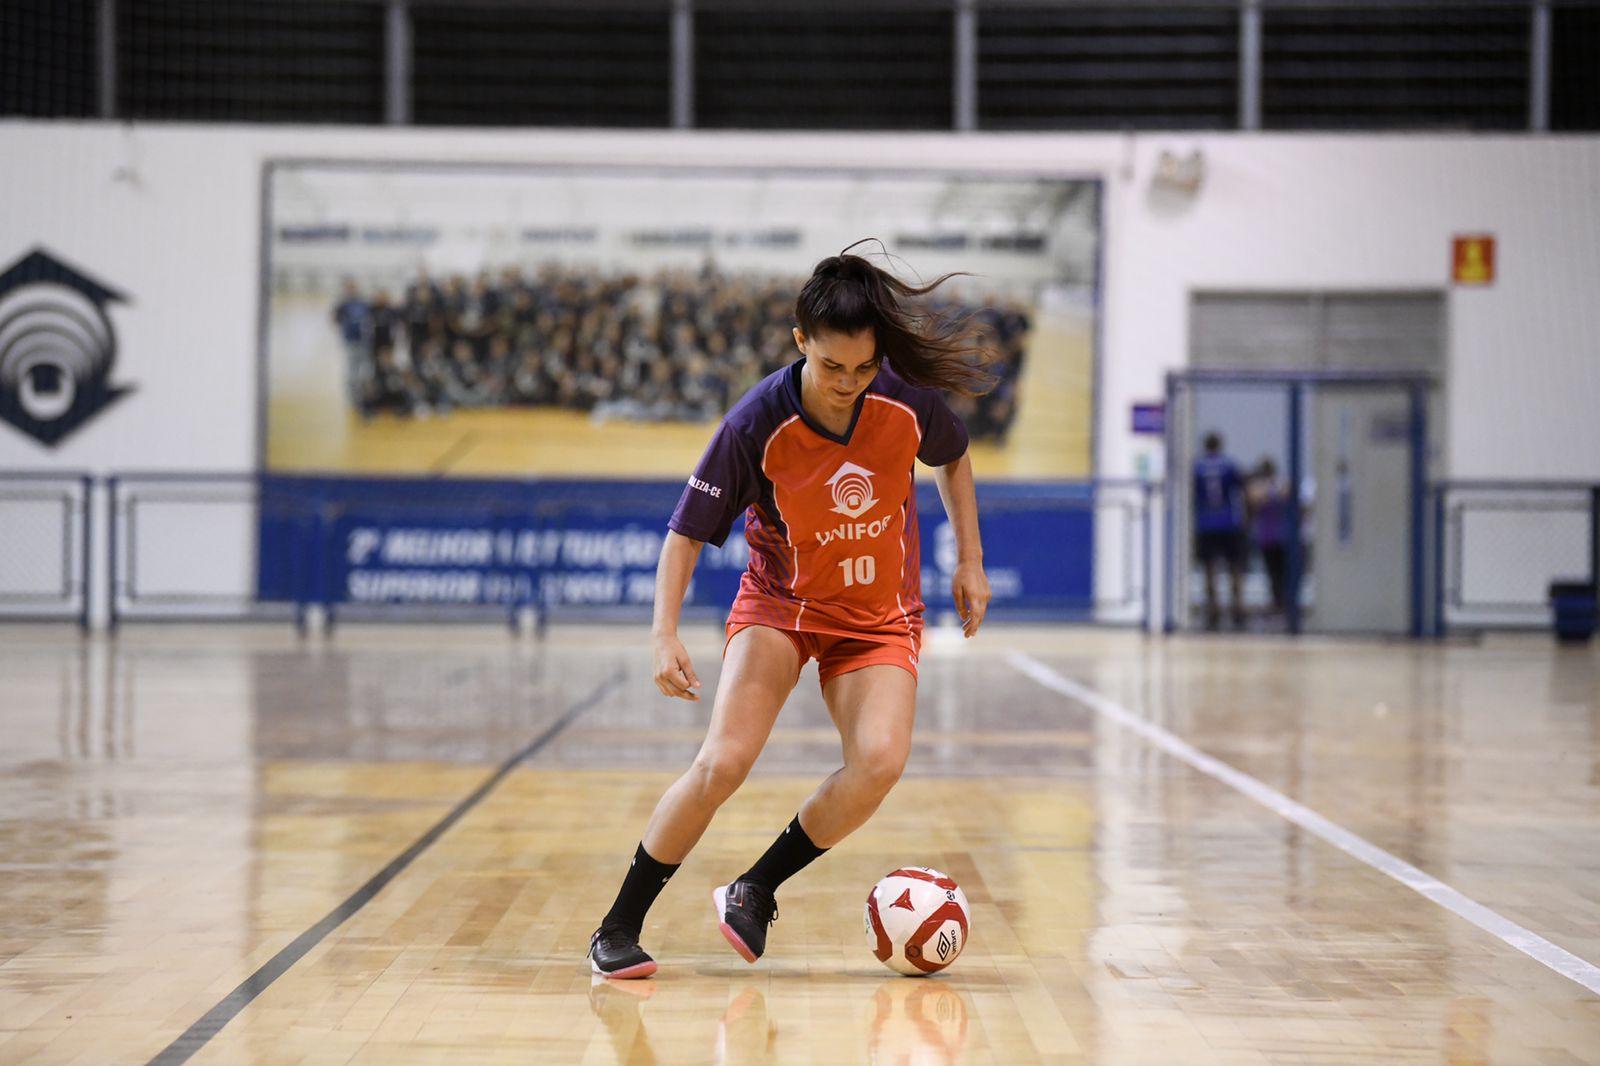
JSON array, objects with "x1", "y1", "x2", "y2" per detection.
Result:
[{"x1": 1193, "y1": 432, "x2": 1246, "y2": 630}]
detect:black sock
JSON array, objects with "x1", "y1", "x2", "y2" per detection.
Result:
[
  {"x1": 740, "y1": 815, "x2": 828, "y2": 892},
  {"x1": 602, "y1": 843, "x2": 680, "y2": 936}
]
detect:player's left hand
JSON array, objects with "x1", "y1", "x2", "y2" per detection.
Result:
[{"x1": 951, "y1": 560, "x2": 990, "y2": 638}]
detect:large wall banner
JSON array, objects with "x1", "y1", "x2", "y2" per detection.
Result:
[
  {"x1": 262, "y1": 162, "x2": 1100, "y2": 480},
  {"x1": 258, "y1": 161, "x2": 1103, "y2": 618}
]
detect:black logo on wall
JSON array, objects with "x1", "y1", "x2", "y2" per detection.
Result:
[{"x1": 0, "y1": 248, "x2": 133, "y2": 447}]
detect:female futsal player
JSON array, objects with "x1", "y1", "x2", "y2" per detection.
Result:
[{"x1": 588, "y1": 247, "x2": 993, "y2": 978}]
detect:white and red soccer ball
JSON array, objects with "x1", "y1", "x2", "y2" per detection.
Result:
[{"x1": 864, "y1": 867, "x2": 971, "y2": 976}]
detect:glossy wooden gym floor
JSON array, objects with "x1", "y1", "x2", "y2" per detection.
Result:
[{"x1": 2, "y1": 625, "x2": 1598, "y2": 1064}]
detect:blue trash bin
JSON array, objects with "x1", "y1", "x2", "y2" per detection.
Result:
[{"x1": 1549, "y1": 581, "x2": 1598, "y2": 643}]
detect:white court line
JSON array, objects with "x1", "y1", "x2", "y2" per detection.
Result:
[{"x1": 1006, "y1": 651, "x2": 1600, "y2": 998}]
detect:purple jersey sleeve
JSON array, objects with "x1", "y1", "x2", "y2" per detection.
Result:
[
  {"x1": 667, "y1": 420, "x2": 761, "y2": 546},
  {"x1": 916, "y1": 390, "x2": 970, "y2": 467}
]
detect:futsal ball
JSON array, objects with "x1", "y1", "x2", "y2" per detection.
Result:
[{"x1": 864, "y1": 867, "x2": 970, "y2": 976}]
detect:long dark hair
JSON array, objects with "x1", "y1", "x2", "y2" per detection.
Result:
[{"x1": 794, "y1": 240, "x2": 996, "y2": 397}]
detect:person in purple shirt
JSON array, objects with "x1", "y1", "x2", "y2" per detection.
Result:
[
  {"x1": 1247, "y1": 456, "x2": 1312, "y2": 622},
  {"x1": 1194, "y1": 432, "x2": 1246, "y2": 629},
  {"x1": 1249, "y1": 457, "x2": 1290, "y2": 615}
]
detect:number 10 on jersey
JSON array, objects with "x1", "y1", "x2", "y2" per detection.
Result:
[{"x1": 837, "y1": 555, "x2": 877, "y2": 587}]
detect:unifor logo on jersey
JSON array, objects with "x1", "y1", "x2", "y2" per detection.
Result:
[
  {"x1": 0, "y1": 248, "x2": 133, "y2": 447},
  {"x1": 826, "y1": 461, "x2": 878, "y2": 519}
]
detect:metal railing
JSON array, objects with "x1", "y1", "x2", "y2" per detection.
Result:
[
  {"x1": 109, "y1": 473, "x2": 310, "y2": 628},
  {"x1": 85, "y1": 472, "x2": 1160, "y2": 631},
  {"x1": 14, "y1": 471, "x2": 1599, "y2": 638},
  {"x1": 0, "y1": 472, "x2": 92, "y2": 630},
  {"x1": 103, "y1": 473, "x2": 744, "y2": 631},
  {"x1": 1432, "y1": 480, "x2": 1599, "y2": 634}
]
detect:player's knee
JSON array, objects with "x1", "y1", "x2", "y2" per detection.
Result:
[
  {"x1": 852, "y1": 740, "x2": 908, "y2": 796},
  {"x1": 689, "y1": 749, "x2": 752, "y2": 804}
]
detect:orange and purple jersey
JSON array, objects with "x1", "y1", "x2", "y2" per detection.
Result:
[{"x1": 668, "y1": 359, "x2": 969, "y2": 649}]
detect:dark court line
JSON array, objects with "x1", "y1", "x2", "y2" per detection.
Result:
[
  {"x1": 146, "y1": 672, "x2": 623, "y2": 1066},
  {"x1": 429, "y1": 429, "x2": 479, "y2": 475}
]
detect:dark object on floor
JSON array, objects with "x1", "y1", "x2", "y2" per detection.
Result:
[{"x1": 1549, "y1": 581, "x2": 1597, "y2": 643}]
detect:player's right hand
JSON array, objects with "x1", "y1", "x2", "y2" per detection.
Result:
[{"x1": 652, "y1": 632, "x2": 702, "y2": 701}]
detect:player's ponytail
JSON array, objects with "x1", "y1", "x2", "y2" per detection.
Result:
[{"x1": 794, "y1": 241, "x2": 997, "y2": 397}]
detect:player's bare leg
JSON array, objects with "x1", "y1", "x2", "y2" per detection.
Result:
[
  {"x1": 714, "y1": 662, "x2": 916, "y2": 963},
  {"x1": 641, "y1": 625, "x2": 801, "y2": 862},
  {"x1": 802, "y1": 663, "x2": 917, "y2": 847},
  {"x1": 591, "y1": 625, "x2": 800, "y2": 977}
]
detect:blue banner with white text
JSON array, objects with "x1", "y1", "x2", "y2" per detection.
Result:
[{"x1": 255, "y1": 476, "x2": 1095, "y2": 619}]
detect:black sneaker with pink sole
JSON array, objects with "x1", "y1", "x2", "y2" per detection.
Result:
[
  {"x1": 713, "y1": 879, "x2": 778, "y2": 963},
  {"x1": 587, "y1": 924, "x2": 658, "y2": 979}
]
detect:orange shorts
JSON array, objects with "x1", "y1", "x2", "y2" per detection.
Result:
[{"x1": 724, "y1": 622, "x2": 919, "y2": 685}]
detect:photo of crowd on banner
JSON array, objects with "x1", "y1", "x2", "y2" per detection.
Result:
[{"x1": 330, "y1": 265, "x2": 1031, "y2": 442}]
